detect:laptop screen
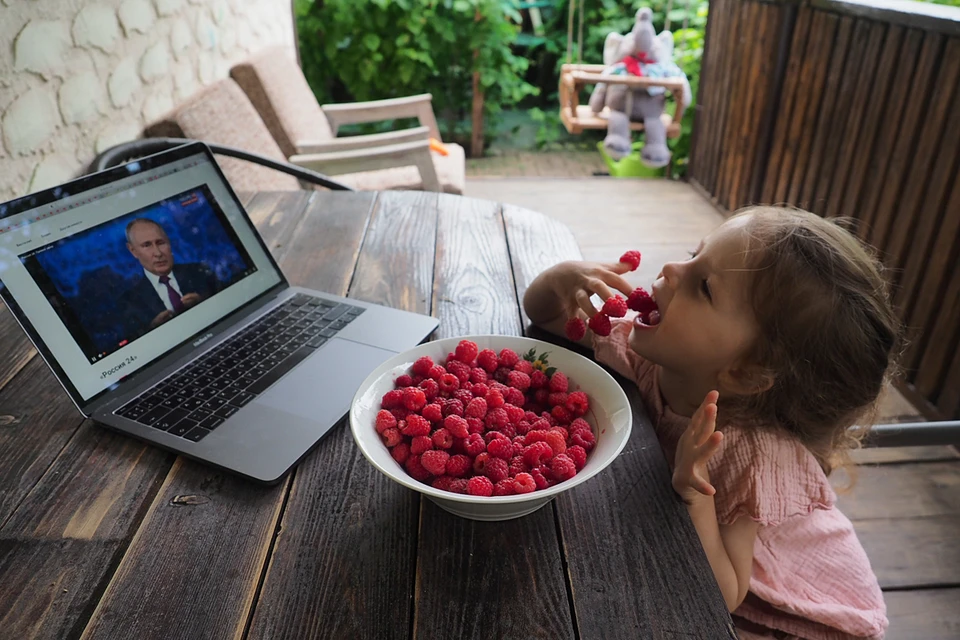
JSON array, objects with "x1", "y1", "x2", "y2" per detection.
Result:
[{"x1": 0, "y1": 146, "x2": 284, "y2": 404}]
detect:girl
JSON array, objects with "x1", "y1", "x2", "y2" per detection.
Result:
[{"x1": 523, "y1": 207, "x2": 899, "y2": 640}]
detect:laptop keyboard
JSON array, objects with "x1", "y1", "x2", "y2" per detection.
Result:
[{"x1": 114, "y1": 293, "x2": 365, "y2": 442}]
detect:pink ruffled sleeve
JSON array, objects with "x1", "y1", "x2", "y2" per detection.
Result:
[
  {"x1": 589, "y1": 314, "x2": 649, "y2": 385},
  {"x1": 709, "y1": 426, "x2": 836, "y2": 527}
]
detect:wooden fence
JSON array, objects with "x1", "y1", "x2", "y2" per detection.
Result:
[{"x1": 689, "y1": 0, "x2": 960, "y2": 419}]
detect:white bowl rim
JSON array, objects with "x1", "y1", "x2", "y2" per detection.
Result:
[{"x1": 349, "y1": 334, "x2": 632, "y2": 505}]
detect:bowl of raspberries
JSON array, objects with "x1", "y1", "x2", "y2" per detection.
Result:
[{"x1": 350, "y1": 335, "x2": 632, "y2": 521}]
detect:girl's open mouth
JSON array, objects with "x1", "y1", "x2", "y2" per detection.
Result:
[{"x1": 633, "y1": 293, "x2": 661, "y2": 329}]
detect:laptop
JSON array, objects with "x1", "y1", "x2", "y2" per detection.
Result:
[{"x1": 0, "y1": 142, "x2": 438, "y2": 484}]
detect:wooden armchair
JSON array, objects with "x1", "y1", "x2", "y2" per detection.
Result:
[{"x1": 230, "y1": 47, "x2": 465, "y2": 194}]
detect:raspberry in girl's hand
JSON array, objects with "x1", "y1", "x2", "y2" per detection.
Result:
[
  {"x1": 587, "y1": 312, "x2": 612, "y2": 337},
  {"x1": 601, "y1": 295, "x2": 627, "y2": 318},
  {"x1": 565, "y1": 317, "x2": 586, "y2": 341},
  {"x1": 619, "y1": 250, "x2": 642, "y2": 271}
]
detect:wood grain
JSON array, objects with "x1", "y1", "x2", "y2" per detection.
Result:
[
  {"x1": 856, "y1": 515, "x2": 960, "y2": 589},
  {"x1": 834, "y1": 462, "x2": 960, "y2": 520},
  {"x1": 244, "y1": 191, "x2": 437, "y2": 640},
  {"x1": 0, "y1": 300, "x2": 37, "y2": 392},
  {"x1": 703, "y1": 0, "x2": 744, "y2": 196},
  {"x1": 413, "y1": 194, "x2": 574, "y2": 640},
  {"x1": 884, "y1": 588, "x2": 960, "y2": 640},
  {"x1": 939, "y1": 348, "x2": 960, "y2": 418},
  {"x1": 914, "y1": 251, "x2": 960, "y2": 398}
]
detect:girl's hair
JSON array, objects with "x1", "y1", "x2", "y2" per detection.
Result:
[{"x1": 724, "y1": 206, "x2": 902, "y2": 475}]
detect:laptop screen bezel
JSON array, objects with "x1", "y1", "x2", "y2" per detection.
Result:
[{"x1": 0, "y1": 141, "x2": 290, "y2": 414}]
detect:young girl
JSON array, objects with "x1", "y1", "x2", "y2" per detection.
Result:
[{"x1": 523, "y1": 207, "x2": 900, "y2": 640}]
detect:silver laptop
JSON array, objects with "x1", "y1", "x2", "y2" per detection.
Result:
[{"x1": 0, "y1": 142, "x2": 438, "y2": 483}]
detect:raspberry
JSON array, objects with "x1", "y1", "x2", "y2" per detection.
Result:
[
  {"x1": 498, "y1": 423, "x2": 516, "y2": 439},
  {"x1": 411, "y1": 375, "x2": 424, "y2": 386},
  {"x1": 570, "y1": 428, "x2": 596, "y2": 452},
  {"x1": 524, "y1": 429, "x2": 549, "y2": 446},
  {"x1": 432, "y1": 476, "x2": 455, "y2": 492},
  {"x1": 547, "y1": 392, "x2": 568, "y2": 408},
  {"x1": 453, "y1": 389, "x2": 473, "y2": 406},
  {"x1": 484, "y1": 430, "x2": 507, "y2": 444},
  {"x1": 506, "y1": 370, "x2": 531, "y2": 392},
  {"x1": 466, "y1": 417, "x2": 484, "y2": 434},
  {"x1": 523, "y1": 441, "x2": 554, "y2": 467},
  {"x1": 569, "y1": 418, "x2": 592, "y2": 435},
  {"x1": 498, "y1": 348, "x2": 520, "y2": 368},
  {"x1": 509, "y1": 455, "x2": 527, "y2": 476},
  {"x1": 389, "y1": 408, "x2": 409, "y2": 421},
  {"x1": 544, "y1": 430, "x2": 567, "y2": 456},
  {"x1": 375, "y1": 410, "x2": 397, "y2": 434},
  {"x1": 567, "y1": 445, "x2": 587, "y2": 470},
  {"x1": 484, "y1": 457, "x2": 509, "y2": 483},
  {"x1": 390, "y1": 441, "x2": 411, "y2": 464},
  {"x1": 381, "y1": 428, "x2": 402, "y2": 448},
  {"x1": 550, "y1": 454, "x2": 577, "y2": 482},
  {"x1": 551, "y1": 405, "x2": 572, "y2": 424},
  {"x1": 449, "y1": 478, "x2": 469, "y2": 494},
  {"x1": 516, "y1": 420, "x2": 532, "y2": 436},
  {"x1": 619, "y1": 250, "x2": 642, "y2": 271},
  {"x1": 401, "y1": 414, "x2": 431, "y2": 437},
  {"x1": 477, "y1": 349, "x2": 499, "y2": 373},
  {"x1": 493, "y1": 367, "x2": 511, "y2": 384},
  {"x1": 587, "y1": 312, "x2": 612, "y2": 337},
  {"x1": 565, "y1": 317, "x2": 586, "y2": 342},
  {"x1": 513, "y1": 472, "x2": 536, "y2": 494},
  {"x1": 487, "y1": 436, "x2": 513, "y2": 459},
  {"x1": 484, "y1": 407, "x2": 510, "y2": 429},
  {"x1": 627, "y1": 287, "x2": 657, "y2": 314},
  {"x1": 469, "y1": 368, "x2": 488, "y2": 384},
  {"x1": 410, "y1": 435, "x2": 433, "y2": 455},
  {"x1": 422, "y1": 403, "x2": 443, "y2": 423},
  {"x1": 442, "y1": 398, "x2": 464, "y2": 417},
  {"x1": 421, "y1": 450, "x2": 450, "y2": 476},
  {"x1": 548, "y1": 371, "x2": 569, "y2": 393},
  {"x1": 512, "y1": 437, "x2": 526, "y2": 457},
  {"x1": 432, "y1": 428, "x2": 453, "y2": 449},
  {"x1": 418, "y1": 378, "x2": 439, "y2": 400},
  {"x1": 530, "y1": 467, "x2": 551, "y2": 490},
  {"x1": 530, "y1": 370, "x2": 548, "y2": 389},
  {"x1": 405, "y1": 454, "x2": 432, "y2": 482},
  {"x1": 493, "y1": 478, "x2": 516, "y2": 496},
  {"x1": 504, "y1": 387, "x2": 525, "y2": 407},
  {"x1": 438, "y1": 373, "x2": 460, "y2": 394},
  {"x1": 504, "y1": 404, "x2": 525, "y2": 423},
  {"x1": 463, "y1": 433, "x2": 486, "y2": 457},
  {"x1": 443, "y1": 414, "x2": 469, "y2": 439},
  {"x1": 445, "y1": 454, "x2": 472, "y2": 477},
  {"x1": 465, "y1": 397, "x2": 487, "y2": 418},
  {"x1": 455, "y1": 339, "x2": 479, "y2": 364},
  {"x1": 447, "y1": 359, "x2": 472, "y2": 383},
  {"x1": 412, "y1": 355, "x2": 434, "y2": 377},
  {"x1": 470, "y1": 383, "x2": 489, "y2": 399},
  {"x1": 382, "y1": 389, "x2": 404, "y2": 409},
  {"x1": 513, "y1": 359, "x2": 534, "y2": 375},
  {"x1": 395, "y1": 374, "x2": 413, "y2": 388},
  {"x1": 601, "y1": 295, "x2": 628, "y2": 318},
  {"x1": 402, "y1": 388, "x2": 427, "y2": 411},
  {"x1": 466, "y1": 476, "x2": 494, "y2": 496},
  {"x1": 485, "y1": 389, "x2": 505, "y2": 409},
  {"x1": 565, "y1": 391, "x2": 589, "y2": 416},
  {"x1": 427, "y1": 364, "x2": 446, "y2": 380}
]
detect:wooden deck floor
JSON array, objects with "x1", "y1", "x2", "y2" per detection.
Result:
[{"x1": 464, "y1": 172, "x2": 960, "y2": 639}]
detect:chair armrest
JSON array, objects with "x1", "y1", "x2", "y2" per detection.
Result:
[
  {"x1": 296, "y1": 126, "x2": 430, "y2": 155},
  {"x1": 290, "y1": 139, "x2": 441, "y2": 192},
  {"x1": 321, "y1": 94, "x2": 442, "y2": 141}
]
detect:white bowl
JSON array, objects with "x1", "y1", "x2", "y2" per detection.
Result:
[{"x1": 349, "y1": 335, "x2": 632, "y2": 521}]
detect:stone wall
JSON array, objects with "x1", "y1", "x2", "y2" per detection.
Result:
[{"x1": 0, "y1": 0, "x2": 294, "y2": 200}]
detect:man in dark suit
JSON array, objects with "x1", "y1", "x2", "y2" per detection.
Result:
[{"x1": 121, "y1": 218, "x2": 219, "y2": 338}]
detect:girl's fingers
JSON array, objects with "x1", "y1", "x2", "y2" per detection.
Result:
[
  {"x1": 597, "y1": 270, "x2": 636, "y2": 297},
  {"x1": 695, "y1": 404, "x2": 718, "y2": 447},
  {"x1": 574, "y1": 289, "x2": 597, "y2": 317},
  {"x1": 697, "y1": 431, "x2": 723, "y2": 461}
]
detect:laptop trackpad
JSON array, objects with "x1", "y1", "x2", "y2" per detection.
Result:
[{"x1": 255, "y1": 338, "x2": 396, "y2": 421}]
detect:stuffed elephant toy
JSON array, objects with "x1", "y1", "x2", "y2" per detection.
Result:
[{"x1": 588, "y1": 8, "x2": 691, "y2": 167}]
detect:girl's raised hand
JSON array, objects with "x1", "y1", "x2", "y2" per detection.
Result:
[
  {"x1": 672, "y1": 390, "x2": 723, "y2": 503},
  {"x1": 551, "y1": 260, "x2": 635, "y2": 320}
]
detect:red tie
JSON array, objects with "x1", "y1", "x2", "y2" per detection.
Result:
[{"x1": 159, "y1": 275, "x2": 185, "y2": 313}]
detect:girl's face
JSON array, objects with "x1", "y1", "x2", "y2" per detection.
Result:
[{"x1": 628, "y1": 215, "x2": 760, "y2": 381}]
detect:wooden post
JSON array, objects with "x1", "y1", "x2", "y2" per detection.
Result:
[{"x1": 471, "y1": 9, "x2": 485, "y2": 158}]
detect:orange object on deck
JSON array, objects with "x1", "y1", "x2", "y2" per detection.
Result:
[{"x1": 429, "y1": 138, "x2": 449, "y2": 156}]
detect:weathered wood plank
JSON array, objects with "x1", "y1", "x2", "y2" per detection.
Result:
[
  {"x1": 834, "y1": 461, "x2": 960, "y2": 520},
  {"x1": 0, "y1": 358, "x2": 86, "y2": 528},
  {"x1": 856, "y1": 515, "x2": 960, "y2": 589},
  {"x1": 851, "y1": 446, "x2": 959, "y2": 465},
  {"x1": 243, "y1": 190, "x2": 313, "y2": 255},
  {"x1": 797, "y1": 16, "x2": 853, "y2": 212},
  {"x1": 914, "y1": 250, "x2": 960, "y2": 399},
  {"x1": 245, "y1": 191, "x2": 436, "y2": 639},
  {"x1": 413, "y1": 194, "x2": 574, "y2": 640},
  {"x1": 703, "y1": 0, "x2": 746, "y2": 196},
  {"x1": 868, "y1": 31, "x2": 945, "y2": 252},
  {"x1": 937, "y1": 345, "x2": 960, "y2": 418},
  {"x1": 818, "y1": 20, "x2": 885, "y2": 217},
  {"x1": 0, "y1": 300, "x2": 36, "y2": 392},
  {"x1": 884, "y1": 588, "x2": 960, "y2": 640},
  {"x1": 79, "y1": 192, "x2": 370, "y2": 639}
]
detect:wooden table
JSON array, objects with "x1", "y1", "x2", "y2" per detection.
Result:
[{"x1": 0, "y1": 191, "x2": 735, "y2": 639}]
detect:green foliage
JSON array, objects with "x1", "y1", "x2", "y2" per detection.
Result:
[{"x1": 295, "y1": 0, "x2": 539, "y2": 147}]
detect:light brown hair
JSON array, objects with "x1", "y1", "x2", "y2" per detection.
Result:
[{"x1": 722, "y1": 207, "x2": 902, "y2": 476}]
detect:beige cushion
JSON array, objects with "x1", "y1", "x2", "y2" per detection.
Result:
[
  {"x1": 145, "y1": 78, "x2": 302, "y2": 192},
  {"x1": 230, "y1": 46, "x2": 334, "y2": 158}
]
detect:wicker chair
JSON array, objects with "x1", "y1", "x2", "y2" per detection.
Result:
[{"x1": 230, "y1": 46, "x2": 465, "y2": 194}]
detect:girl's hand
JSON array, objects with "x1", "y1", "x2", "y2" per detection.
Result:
[
  {"x1": 545, "y1": 260, "x2": 635, "y2": 321},
  {"x1": 673, "y1": 390, "x2": 723, "y2": 504}
]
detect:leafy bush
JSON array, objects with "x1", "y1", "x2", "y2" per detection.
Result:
[{"x1": 294, "y1": 0, "x2": 538, "y2": 150}]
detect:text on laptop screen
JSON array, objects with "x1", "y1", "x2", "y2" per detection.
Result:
[{"x1": 0, "y1": 152, "x2": 283, "y2": 402}]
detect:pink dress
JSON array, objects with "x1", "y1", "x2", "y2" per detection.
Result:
[{"x1": 591, "y1": 317, "x2": 888, "y2": 640}]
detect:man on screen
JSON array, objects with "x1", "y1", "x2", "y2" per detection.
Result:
[{"x1": 120, "y1": 218, "x2": 219, "y2": 337}]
